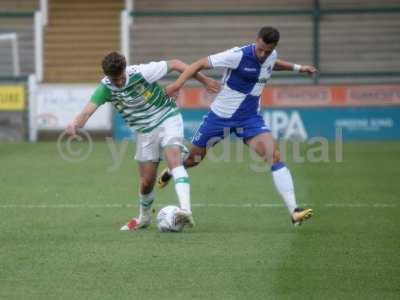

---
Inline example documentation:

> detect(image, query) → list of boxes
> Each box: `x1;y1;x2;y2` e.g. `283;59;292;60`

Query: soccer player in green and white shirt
66;52;219;231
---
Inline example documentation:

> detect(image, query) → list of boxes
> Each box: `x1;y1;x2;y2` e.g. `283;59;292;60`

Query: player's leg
121;130;160;231
246;132;312;225
240;116;313;225
184;145;207;168
120;161;159;231
163;145;194;227
163;145;191;213
157;144;207;188
157;111;224;188
137;161;158;221
161;114;194;226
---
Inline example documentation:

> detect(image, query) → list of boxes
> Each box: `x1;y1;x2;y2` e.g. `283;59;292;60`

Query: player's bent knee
185;155;202;168
184;147;206;168
272;149;281;164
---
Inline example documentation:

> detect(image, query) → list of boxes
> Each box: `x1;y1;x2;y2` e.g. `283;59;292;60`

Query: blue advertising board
113;107;400;141
262;107;400;140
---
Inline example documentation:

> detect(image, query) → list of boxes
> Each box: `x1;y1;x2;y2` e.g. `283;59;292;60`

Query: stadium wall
113;84;400;141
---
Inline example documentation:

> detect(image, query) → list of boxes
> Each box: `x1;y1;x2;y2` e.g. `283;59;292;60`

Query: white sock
171;166;191;213
139;191;154;219
271;162;297;214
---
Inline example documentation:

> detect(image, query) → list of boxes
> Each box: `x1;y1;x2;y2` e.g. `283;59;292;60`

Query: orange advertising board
176;84;400;108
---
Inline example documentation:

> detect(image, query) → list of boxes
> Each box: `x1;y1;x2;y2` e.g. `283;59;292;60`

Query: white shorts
134;113;184;162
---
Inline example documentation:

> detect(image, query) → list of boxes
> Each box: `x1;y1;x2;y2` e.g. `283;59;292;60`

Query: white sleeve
208;47;242;69
136;61;168;83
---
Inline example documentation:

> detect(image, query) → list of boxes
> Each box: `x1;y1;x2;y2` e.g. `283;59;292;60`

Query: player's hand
165;83;181;98
300;65;318;76
204;78;220;94
66;122;78;138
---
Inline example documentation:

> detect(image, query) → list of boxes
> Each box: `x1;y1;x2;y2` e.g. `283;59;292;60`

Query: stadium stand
0;0;399;83
320;14;400;73
133;0;312;11
44;0;123;83
0;0;37;11
320;0;400;8
130;0;400;84
131;0;313;68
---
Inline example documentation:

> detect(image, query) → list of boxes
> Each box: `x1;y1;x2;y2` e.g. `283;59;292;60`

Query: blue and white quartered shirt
208;44;277;120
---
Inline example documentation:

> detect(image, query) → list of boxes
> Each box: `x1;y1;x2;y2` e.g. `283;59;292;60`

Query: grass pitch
0;141;399;299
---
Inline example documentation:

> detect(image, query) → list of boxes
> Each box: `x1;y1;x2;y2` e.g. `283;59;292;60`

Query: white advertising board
35;84;111;130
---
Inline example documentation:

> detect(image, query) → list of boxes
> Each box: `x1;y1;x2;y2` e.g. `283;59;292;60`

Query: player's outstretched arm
66;102;98;137
168;59;219;94
274;59;317;76
166;57;211;96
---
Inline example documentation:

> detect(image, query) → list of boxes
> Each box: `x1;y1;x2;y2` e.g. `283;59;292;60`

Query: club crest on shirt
134;84;145;94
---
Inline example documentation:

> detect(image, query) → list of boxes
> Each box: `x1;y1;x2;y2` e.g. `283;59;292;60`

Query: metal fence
0;12;35;81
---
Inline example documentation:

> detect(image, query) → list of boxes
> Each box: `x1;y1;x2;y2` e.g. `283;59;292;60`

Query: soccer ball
156;205;184;232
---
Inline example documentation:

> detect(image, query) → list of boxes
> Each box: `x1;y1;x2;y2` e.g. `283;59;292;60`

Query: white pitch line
0;203;396;208
325;203;397;208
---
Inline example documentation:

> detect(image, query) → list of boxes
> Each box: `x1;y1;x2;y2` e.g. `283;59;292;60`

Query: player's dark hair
258;27;280;44
102;51;126;76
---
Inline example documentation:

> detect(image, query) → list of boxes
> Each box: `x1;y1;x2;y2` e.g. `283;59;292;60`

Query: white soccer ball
156;205;184;232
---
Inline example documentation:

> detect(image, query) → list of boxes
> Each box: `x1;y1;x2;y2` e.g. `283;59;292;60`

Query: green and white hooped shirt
90;61;179;133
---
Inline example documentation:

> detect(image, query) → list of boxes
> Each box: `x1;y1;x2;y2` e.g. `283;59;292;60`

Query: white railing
28;74;38;142
34;0;48;82
120;10;131;64
30;0;48;140
125;0;133;12
121;0;134;64
40;0;48;26
34;11;43;82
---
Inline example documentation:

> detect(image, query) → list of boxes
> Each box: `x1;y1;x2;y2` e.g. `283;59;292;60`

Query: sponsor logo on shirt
244;67;257;72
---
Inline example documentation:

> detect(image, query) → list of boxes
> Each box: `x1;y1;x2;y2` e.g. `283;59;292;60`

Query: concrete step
45;48;116;57
46;18;120;30
50;2;123;9
46;39;116;45
46;34;118;40
44;69;102;76
45;59;106;68
44;0;123;82
50;11;121;19
45;46;119;53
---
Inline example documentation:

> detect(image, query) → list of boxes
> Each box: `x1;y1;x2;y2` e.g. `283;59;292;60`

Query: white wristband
293;64;302;73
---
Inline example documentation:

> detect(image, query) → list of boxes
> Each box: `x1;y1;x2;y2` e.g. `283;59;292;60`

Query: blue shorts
192;111;271;148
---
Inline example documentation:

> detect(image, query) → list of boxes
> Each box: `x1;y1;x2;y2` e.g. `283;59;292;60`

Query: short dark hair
102;51;126;77
258;27;280;44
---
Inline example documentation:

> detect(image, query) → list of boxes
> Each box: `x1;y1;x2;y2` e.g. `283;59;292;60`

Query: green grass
0;141;399;299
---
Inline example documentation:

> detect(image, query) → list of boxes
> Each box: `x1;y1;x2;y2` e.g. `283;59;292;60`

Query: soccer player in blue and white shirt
158;27;317;225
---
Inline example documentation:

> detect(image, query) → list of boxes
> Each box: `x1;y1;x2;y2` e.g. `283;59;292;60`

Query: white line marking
0;203;396;209
325;203;397;208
